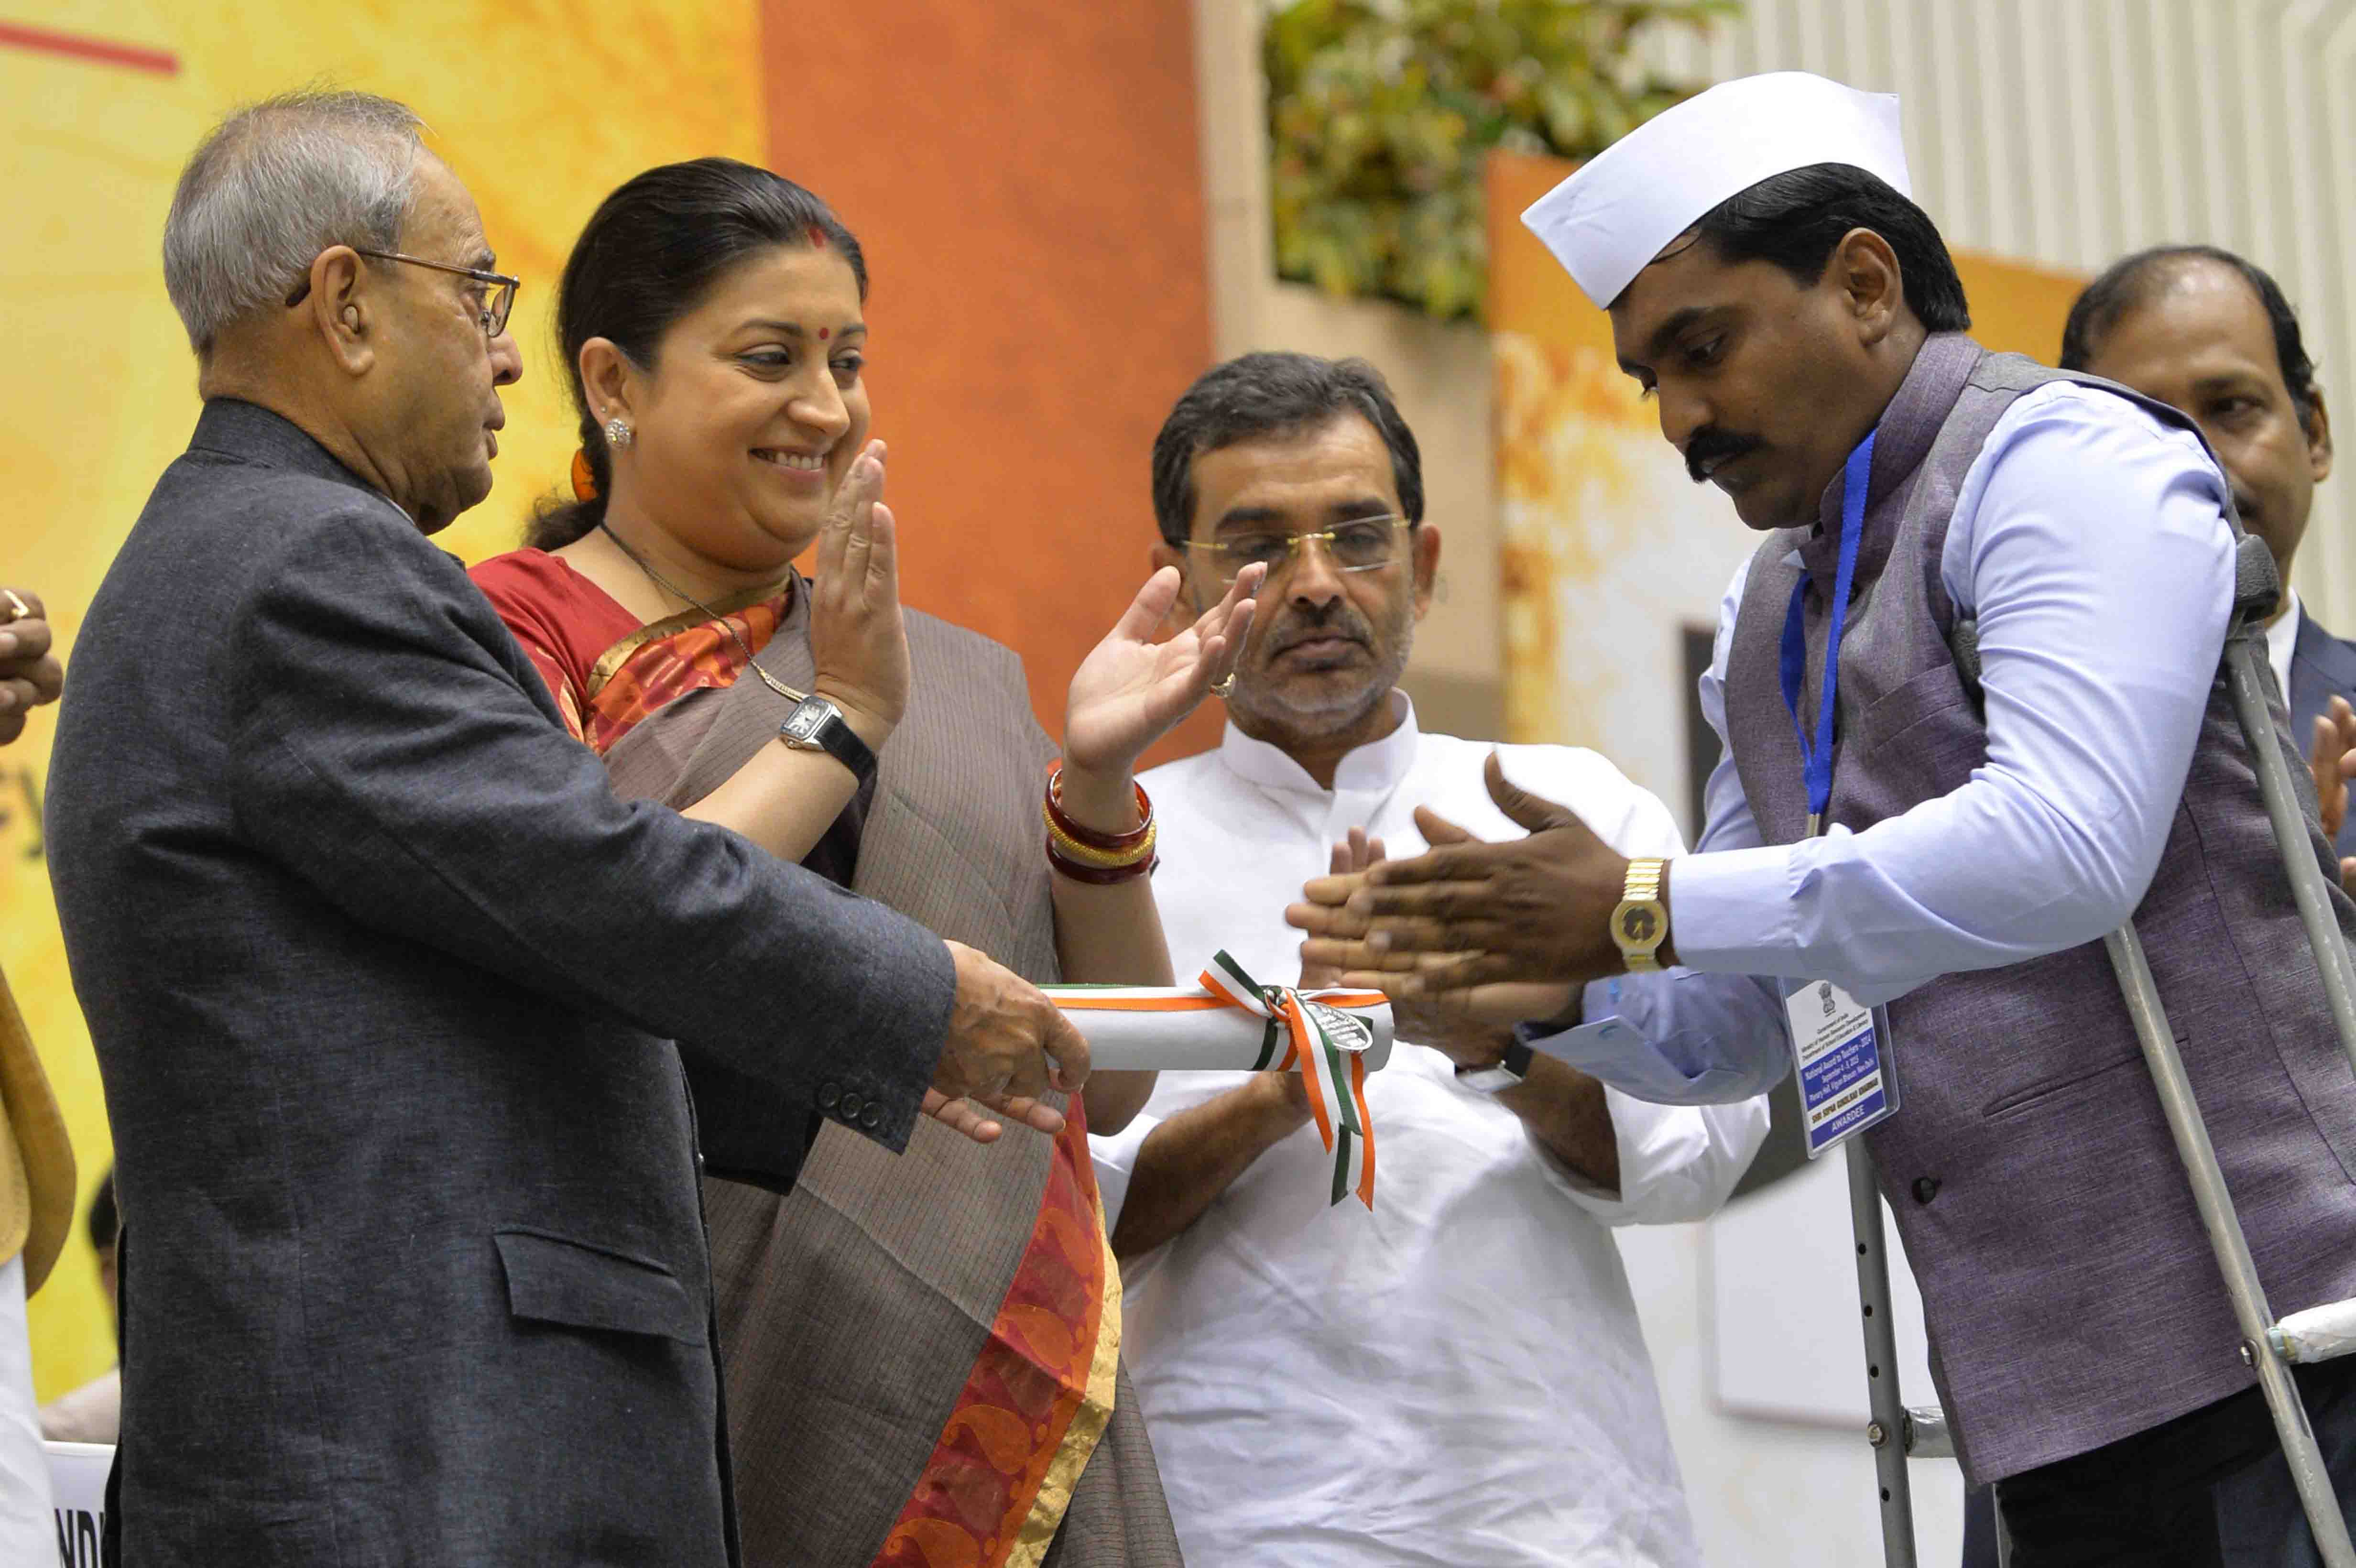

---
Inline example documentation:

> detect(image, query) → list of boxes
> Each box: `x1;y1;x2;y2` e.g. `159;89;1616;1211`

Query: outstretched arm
228;504;1083;1151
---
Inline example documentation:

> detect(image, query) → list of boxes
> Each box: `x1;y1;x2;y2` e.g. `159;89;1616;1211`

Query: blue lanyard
1778;430;1878;837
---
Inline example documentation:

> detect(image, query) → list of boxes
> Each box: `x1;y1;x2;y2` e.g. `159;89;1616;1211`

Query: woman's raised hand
808;439;911;743
1060;564;1265;785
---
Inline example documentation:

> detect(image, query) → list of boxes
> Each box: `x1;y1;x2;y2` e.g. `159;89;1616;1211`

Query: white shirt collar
1216;689;1420;796
2269;588;2303;704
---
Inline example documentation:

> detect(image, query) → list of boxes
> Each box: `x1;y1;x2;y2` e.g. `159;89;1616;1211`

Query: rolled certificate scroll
1047;951;1392;1208
1042;983;1394;1072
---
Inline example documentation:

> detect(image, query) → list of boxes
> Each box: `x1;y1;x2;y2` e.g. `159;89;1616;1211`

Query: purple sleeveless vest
1723;333;2356;1482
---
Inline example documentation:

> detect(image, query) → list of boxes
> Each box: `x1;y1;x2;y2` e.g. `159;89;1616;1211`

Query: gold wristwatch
1611;857;1670;973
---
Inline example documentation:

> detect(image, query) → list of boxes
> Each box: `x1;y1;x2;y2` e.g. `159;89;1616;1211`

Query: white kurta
1094;698;1769;1567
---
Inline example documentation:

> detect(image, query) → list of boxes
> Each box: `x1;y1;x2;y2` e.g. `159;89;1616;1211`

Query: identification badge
1783;979;1899;1157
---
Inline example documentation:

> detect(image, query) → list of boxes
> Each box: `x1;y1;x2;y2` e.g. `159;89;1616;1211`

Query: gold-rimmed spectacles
1184;516;1415;586
284;249;520;338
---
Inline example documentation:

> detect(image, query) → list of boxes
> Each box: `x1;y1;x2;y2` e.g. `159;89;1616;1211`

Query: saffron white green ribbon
1046;952;1387;1209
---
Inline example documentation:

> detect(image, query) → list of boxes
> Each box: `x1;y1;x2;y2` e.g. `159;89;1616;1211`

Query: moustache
1685;427;1764;485
1262;604;1375;657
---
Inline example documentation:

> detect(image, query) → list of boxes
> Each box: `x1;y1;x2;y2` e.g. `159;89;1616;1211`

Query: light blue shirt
1533;969;1789;1104
1530;381;2236;1103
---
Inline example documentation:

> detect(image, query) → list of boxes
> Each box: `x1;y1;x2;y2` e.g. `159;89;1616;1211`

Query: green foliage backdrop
1265;0;1732;322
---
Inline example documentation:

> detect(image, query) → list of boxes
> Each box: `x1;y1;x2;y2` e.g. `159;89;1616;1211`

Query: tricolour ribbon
1045;954;1387;1208
1199;952;1382;1209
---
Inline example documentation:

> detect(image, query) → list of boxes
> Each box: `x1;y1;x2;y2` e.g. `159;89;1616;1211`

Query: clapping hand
1060;564;1264;786
0;588;61;748
2311;695;2356;889
807;441;910;744
1296;828;1385;989
1287;753;1630;1004
1294;815;1579;1036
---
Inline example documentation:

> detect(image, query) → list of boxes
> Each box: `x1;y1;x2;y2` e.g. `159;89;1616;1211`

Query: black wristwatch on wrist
1455;1039;1535;1095
779;694;877;786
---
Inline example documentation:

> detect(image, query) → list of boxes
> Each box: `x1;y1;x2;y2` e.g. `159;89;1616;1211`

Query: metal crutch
1852;534;2356;1567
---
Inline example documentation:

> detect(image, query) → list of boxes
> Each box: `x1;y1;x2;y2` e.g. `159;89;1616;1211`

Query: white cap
1520;72;1911;308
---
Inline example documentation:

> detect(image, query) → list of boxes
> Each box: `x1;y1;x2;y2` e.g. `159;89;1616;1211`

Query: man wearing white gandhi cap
1295;71;2356;1561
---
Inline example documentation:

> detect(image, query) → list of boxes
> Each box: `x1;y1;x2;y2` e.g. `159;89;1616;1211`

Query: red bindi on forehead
817;327;830;340
806;224;828;249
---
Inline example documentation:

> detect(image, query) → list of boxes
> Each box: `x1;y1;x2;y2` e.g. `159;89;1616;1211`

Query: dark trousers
1992;1360;2356;1567
1963;1484;2000;1568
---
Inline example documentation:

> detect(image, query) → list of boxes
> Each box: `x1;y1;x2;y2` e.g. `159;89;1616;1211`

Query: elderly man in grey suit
45;91;1089;1567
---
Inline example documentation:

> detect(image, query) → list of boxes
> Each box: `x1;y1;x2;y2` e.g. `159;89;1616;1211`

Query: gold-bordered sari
472;552;1176;1568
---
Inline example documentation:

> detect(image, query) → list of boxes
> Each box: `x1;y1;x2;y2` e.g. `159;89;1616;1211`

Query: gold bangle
1045;763;1154;851
1043;803;1157;868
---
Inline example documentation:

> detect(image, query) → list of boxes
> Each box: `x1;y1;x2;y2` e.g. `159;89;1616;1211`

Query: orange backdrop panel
758;0;1219;763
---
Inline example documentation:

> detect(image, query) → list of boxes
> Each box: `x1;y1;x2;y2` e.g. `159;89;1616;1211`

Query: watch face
1620;905;1660;944
783;704;829;742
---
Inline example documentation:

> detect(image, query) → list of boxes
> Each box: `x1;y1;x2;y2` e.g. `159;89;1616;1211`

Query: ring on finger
1211;673;1237;699
0;590;26;621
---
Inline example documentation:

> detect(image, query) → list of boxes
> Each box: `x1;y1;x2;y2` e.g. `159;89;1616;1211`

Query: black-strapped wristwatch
779;694;877;786
1455;1039;1535;1095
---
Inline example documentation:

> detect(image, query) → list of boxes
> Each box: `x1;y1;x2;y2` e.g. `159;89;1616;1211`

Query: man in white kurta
1094;352;1771;1566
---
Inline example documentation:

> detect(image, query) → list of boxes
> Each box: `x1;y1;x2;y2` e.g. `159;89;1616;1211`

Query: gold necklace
597;521;807;706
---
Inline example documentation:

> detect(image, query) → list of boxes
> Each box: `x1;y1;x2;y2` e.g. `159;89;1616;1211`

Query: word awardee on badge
1784;979;1898;1157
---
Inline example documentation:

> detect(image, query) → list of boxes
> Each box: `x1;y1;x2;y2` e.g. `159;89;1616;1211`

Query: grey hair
163;90;425;357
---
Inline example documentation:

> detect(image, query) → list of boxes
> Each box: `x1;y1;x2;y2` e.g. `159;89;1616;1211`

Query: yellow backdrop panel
1485;149;2085;819
4;0;763;1400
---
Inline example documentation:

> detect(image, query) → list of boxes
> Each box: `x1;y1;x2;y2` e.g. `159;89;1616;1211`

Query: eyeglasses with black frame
1184;516;1417;586
283;249;520;338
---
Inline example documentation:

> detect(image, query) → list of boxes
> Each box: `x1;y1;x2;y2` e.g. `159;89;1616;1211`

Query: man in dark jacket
2062;244;2355;878
46;89;1086;1567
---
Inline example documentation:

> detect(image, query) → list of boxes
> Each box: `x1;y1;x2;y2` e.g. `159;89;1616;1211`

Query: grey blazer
45;400;957;1567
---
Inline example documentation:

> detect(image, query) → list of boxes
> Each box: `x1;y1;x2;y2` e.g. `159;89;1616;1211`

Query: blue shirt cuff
1668;844;1799;976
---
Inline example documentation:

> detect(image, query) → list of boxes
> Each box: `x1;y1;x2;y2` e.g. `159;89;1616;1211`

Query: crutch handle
2234;532;2282;624
1898;1404;1954;1459
2271;1300;2356;1365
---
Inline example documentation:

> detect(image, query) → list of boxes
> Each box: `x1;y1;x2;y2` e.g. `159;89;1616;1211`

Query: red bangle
1046;838;1158;883
1046;762;1152;851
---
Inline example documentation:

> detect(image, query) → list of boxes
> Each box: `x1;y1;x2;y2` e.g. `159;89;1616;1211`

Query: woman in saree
470;158;1256;1568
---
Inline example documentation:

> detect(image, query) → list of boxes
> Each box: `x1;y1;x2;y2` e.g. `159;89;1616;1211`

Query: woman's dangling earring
605;416;633;449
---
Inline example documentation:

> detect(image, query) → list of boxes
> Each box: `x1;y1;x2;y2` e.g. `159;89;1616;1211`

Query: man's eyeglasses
284;249;520;338
1184;516;1416;585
